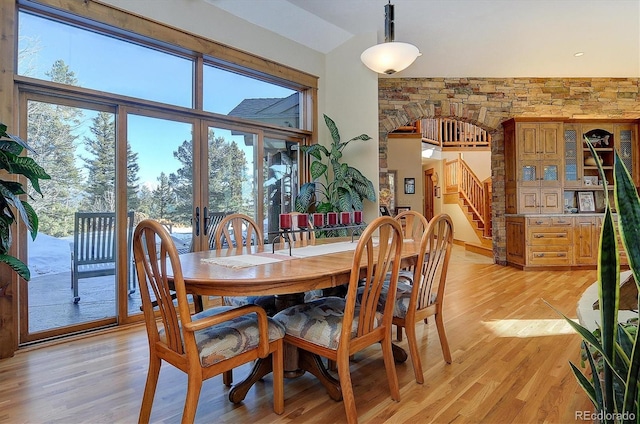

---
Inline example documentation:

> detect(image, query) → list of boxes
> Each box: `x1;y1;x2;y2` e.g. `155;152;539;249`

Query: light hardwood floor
0;246;595;423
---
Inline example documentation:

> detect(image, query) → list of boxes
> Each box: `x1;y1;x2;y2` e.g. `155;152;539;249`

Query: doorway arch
378;101;505;264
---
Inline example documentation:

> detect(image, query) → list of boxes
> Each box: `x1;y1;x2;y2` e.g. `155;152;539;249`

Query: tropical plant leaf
301;143;329;161
9;156;51;195
614;151;640;284
545;300;623;382
294;183;316;213
22;200;38;240
609;151;640;417
570;360;598;408
0;139;24;155
295;115;375;213
324;114;340;146
346;134;373;143
309;160;328;181
0;183;33;234
0;253;30;281
336;187;353;212
584;341;606;413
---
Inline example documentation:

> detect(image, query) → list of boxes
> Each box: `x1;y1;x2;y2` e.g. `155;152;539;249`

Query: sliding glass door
20;97;122;342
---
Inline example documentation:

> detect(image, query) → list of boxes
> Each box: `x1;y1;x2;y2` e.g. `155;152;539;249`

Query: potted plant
548;140;639;423
294;114;376;215
0;122;50;285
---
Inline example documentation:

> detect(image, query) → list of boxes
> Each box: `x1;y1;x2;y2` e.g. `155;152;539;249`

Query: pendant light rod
385;1;394;43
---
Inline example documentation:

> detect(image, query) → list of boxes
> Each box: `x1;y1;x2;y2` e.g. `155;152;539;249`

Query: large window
18;11;194;107
14;0;315;342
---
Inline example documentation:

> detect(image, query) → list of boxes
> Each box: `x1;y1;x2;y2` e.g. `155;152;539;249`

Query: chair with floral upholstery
274;216;403;424
133;219;284;423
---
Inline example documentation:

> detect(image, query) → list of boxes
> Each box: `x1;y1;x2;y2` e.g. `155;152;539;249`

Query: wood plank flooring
0;247;595;423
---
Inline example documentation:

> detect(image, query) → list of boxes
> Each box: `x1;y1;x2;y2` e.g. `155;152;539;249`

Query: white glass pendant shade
360;41;421;75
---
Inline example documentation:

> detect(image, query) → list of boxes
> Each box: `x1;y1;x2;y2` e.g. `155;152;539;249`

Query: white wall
388;136;423;213
102;0;381;222
324;33;380;221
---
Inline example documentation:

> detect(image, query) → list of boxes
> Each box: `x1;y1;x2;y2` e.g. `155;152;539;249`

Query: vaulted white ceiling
204;0;640;78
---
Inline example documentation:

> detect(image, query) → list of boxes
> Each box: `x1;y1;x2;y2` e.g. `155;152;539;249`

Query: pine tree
152;172;174;219
82;111;116;211
81;112;141;212
26;60;83;236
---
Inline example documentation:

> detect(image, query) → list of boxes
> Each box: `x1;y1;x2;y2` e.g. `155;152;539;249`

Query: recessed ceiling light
574;52;584;57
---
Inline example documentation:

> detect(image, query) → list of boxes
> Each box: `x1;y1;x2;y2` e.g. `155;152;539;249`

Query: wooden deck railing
444;154;492;236
422;118;490;149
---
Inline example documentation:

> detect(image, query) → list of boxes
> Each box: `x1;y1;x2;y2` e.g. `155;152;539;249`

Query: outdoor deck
28;271;141;333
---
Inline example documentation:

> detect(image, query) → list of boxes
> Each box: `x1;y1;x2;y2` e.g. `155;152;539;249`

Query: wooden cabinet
504;119;563;214
505;118;640;269
563;122;637;190
526;216;572;266
505;214;631;269
573;216;599;265
505;216;525;266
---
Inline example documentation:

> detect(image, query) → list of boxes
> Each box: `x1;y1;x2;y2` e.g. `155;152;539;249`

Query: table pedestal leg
298;350;342;401
392;343;408;363
229;357;273;404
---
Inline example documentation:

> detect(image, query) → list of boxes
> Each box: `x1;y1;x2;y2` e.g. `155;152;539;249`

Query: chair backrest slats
134;219;186;354
414;214;453;311
342;217;403;347
205;211;233;250
394;210;429;241
213;213;263;252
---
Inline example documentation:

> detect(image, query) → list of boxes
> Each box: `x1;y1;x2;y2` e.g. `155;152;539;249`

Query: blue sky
19;11;293;187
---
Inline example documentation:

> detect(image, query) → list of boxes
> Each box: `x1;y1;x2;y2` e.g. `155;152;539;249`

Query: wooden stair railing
422;118;491;149
444;155;492;238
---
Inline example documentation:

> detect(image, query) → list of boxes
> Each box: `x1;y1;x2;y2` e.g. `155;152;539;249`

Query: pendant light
360;1;421;75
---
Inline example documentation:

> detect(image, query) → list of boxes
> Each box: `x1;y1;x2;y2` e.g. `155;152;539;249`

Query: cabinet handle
557;253;566;257
535;253;544;257
534;234;543;238
556;234;565;238
535;220;543;224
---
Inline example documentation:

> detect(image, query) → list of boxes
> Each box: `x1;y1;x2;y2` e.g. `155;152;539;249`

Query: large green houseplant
548;140;639;423
0;123;50;284
295;114;376;214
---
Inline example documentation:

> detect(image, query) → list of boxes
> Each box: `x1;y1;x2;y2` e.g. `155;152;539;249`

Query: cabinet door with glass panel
517;123;562;188
615;123;636;184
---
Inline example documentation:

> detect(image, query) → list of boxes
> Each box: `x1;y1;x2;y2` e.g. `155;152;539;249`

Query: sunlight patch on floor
482;318;578;338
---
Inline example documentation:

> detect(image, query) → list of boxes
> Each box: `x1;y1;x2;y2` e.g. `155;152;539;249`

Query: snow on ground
27;229;194;277
28;233;73;276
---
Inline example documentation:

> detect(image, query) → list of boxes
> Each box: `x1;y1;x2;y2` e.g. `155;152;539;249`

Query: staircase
444;154;492;257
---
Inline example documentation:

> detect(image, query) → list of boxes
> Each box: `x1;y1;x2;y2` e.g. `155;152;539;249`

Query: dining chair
388;213;454;383
213;213;277;315
133;219;284;423
392;210;429;340
274;216;403;424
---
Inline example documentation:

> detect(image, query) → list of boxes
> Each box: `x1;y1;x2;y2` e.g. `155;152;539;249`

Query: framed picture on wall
577;191;596;213
404;178;415;194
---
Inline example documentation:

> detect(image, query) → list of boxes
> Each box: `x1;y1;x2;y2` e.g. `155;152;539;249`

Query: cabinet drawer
528;246;572;266
528;227;571;245
527;216;572;227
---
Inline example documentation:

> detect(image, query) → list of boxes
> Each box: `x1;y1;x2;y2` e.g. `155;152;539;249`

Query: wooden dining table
174;237;422;403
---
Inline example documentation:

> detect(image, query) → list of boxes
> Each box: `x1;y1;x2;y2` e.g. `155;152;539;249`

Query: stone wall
378;77;640;264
